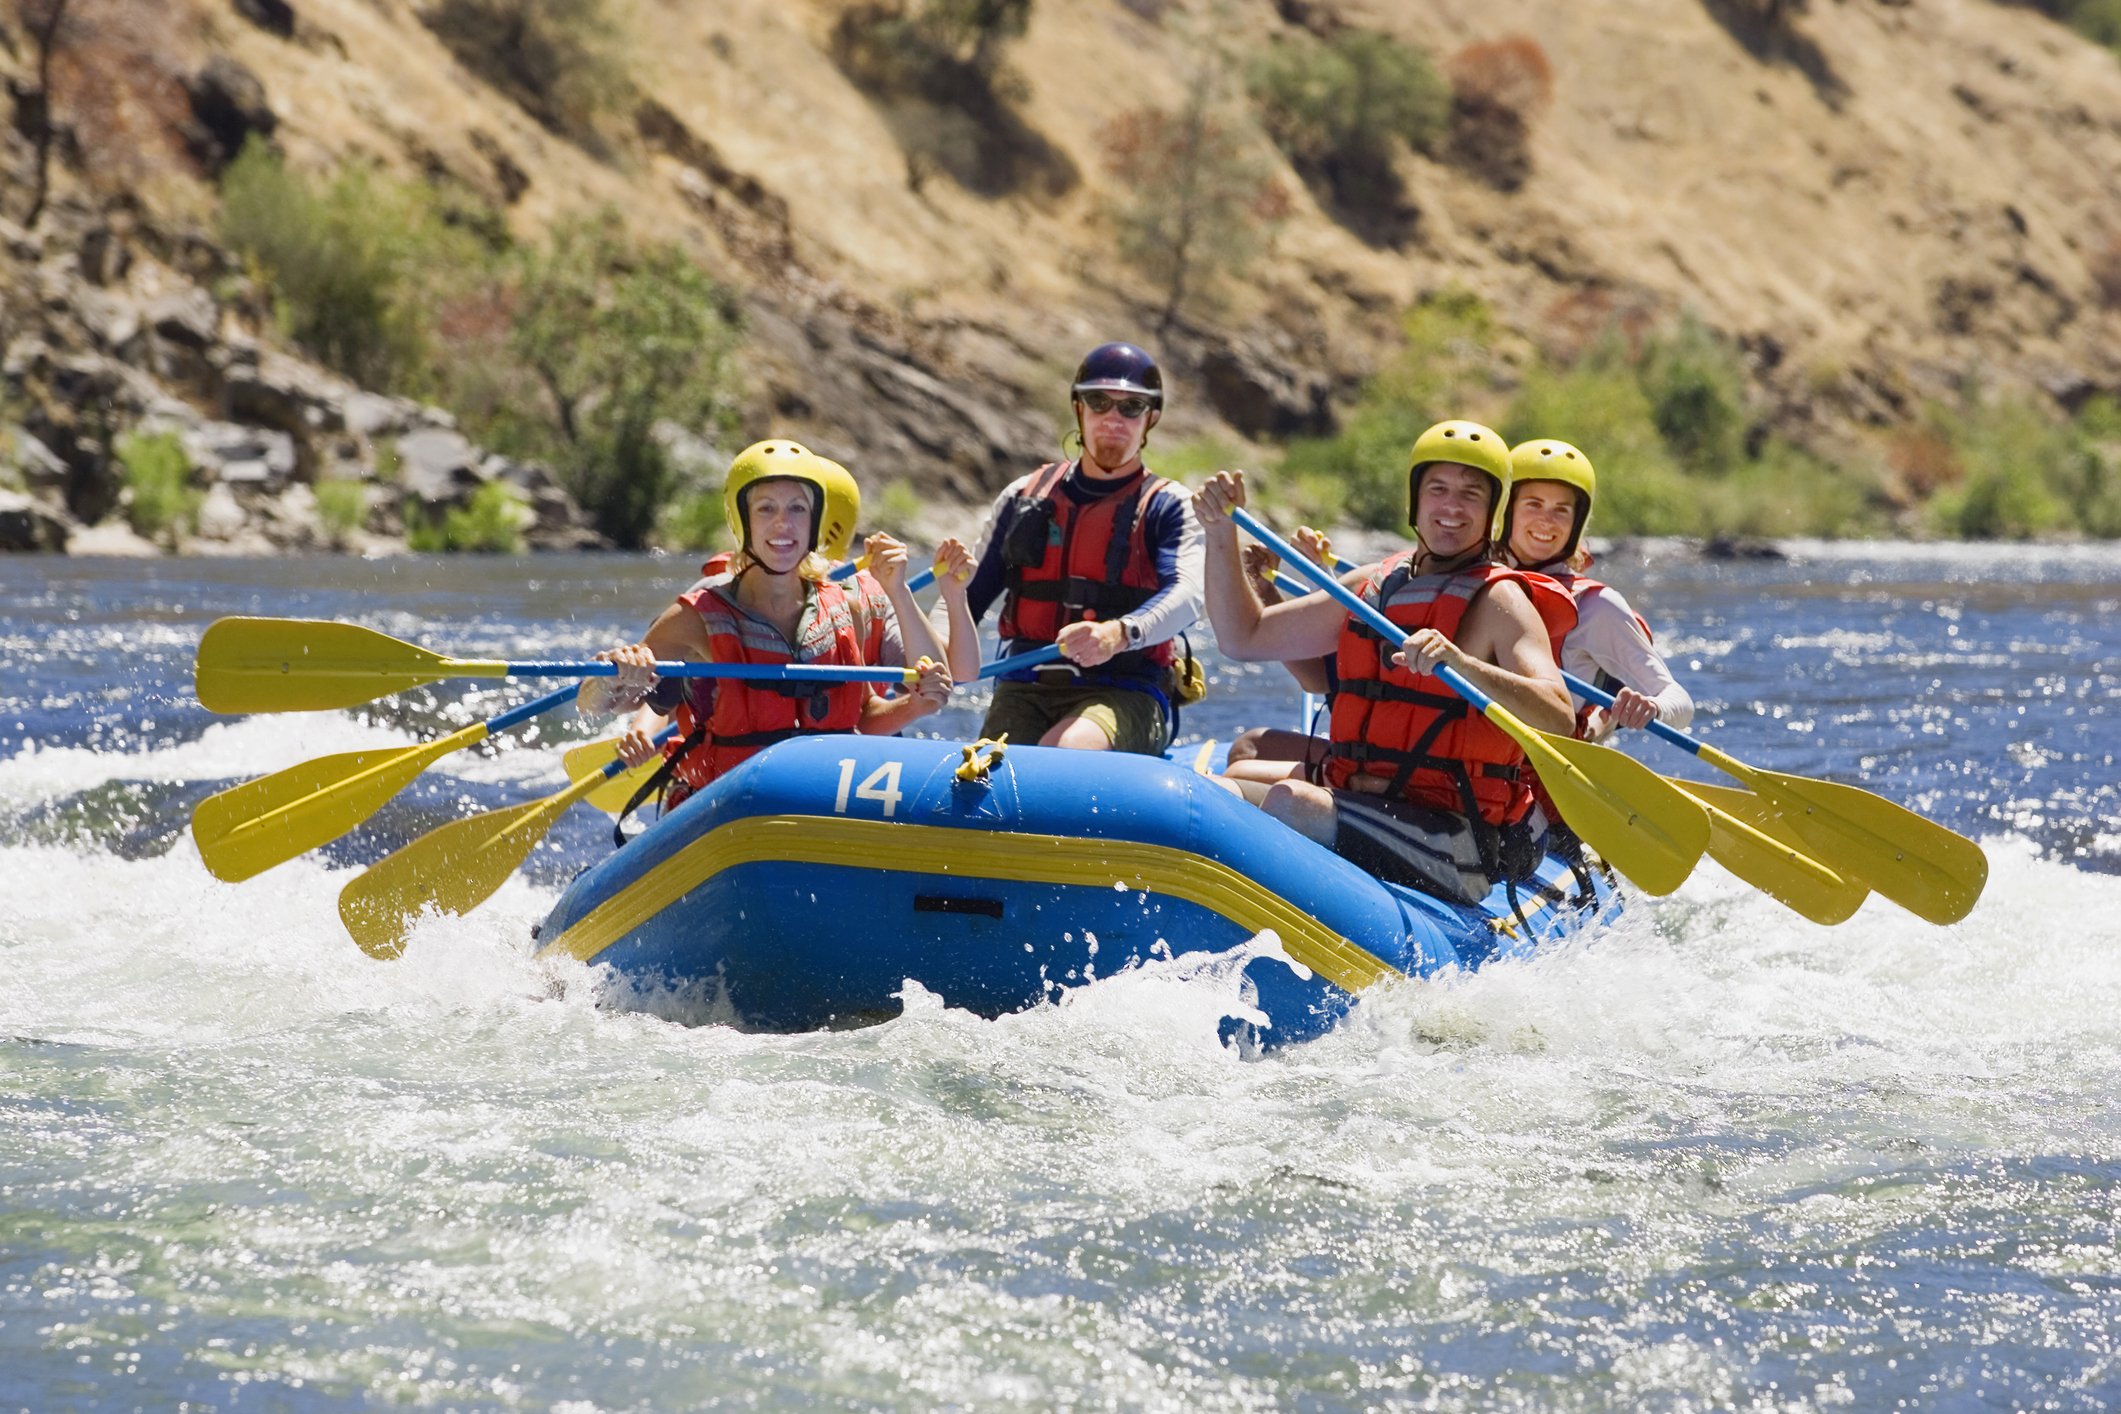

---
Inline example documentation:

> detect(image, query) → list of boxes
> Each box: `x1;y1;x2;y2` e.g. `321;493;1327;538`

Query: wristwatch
1122;617;1144;647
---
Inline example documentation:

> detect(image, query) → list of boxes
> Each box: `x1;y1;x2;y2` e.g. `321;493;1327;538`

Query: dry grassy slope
200;0;2121;500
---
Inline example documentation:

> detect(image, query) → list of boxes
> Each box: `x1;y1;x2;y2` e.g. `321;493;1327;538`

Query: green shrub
1149;435;1244;482
405;481;525;553
871;479;925;539
1249;28;1448;240
116;432;200;542
1100;81;1290;333
1274;287;1504;530
1638;312;1747;476
2034;0;2121;50
1501;345;1700;536
1925;394;2080;539
313;478;367;544
220;140;447;389
1279;402;1430;530
657;492;727;554
1699;439;1878;539
418;0;631;148
498;214;740;548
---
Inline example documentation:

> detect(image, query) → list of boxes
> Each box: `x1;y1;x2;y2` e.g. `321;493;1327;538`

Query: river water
1;543;2117;1412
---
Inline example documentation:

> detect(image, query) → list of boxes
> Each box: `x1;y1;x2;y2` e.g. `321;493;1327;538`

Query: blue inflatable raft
532;735;1618;1046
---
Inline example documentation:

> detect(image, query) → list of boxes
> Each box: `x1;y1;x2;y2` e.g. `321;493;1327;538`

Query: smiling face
742;478;817;574
1508;479;1580;566
1413;461;1496;558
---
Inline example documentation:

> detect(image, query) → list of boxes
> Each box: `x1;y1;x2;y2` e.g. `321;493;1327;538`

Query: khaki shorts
980;678;1171;755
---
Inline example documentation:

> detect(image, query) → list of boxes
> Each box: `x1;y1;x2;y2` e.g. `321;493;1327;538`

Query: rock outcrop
0;203;605;555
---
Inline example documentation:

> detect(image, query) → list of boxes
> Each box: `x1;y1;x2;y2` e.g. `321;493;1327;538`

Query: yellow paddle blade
195;617;504;714
192;725;486;882
1664;778;1868;926
562;738;664;814
1694;749;1988;925
1512;722;1709;896
338;771;602;959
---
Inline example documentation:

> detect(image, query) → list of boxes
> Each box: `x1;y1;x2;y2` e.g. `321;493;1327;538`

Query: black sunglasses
1080;391;1152;419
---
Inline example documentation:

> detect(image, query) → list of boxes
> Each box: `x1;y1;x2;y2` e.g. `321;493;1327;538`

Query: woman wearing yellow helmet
1499;439;1692;741
579;440;951;812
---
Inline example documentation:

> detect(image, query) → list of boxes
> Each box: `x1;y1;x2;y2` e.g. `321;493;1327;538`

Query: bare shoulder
646;599;713;659
1462;577;1550;660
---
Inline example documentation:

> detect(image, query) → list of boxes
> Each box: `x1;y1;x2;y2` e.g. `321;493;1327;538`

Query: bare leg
1041;716;1114;751
1228;726;1324;765
1223;758;1307;785
1262;778;1337;845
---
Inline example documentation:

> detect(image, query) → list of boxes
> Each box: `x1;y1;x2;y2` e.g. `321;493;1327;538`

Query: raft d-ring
956;735;1009;783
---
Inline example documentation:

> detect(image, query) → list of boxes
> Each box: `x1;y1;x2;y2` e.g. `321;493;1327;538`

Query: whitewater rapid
3;547;2117;1410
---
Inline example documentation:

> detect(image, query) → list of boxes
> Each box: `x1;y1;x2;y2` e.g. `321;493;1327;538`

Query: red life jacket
995;460;1176;673
699;551;734;578
1319;555;1577;826
663;573;887;795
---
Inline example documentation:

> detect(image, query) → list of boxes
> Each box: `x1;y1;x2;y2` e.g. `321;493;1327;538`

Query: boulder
1199;339;1335;440
184;56;277;175
342;389;434;439
222;346;352;436
194;484;249;541
181;420;298;489
0;489;72;552
75;287;143;351
145;286;219;349
395;427;483;506
232;0;296;38
3;424;72;496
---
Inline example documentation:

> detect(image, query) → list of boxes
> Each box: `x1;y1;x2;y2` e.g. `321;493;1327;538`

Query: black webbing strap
614;723;705;849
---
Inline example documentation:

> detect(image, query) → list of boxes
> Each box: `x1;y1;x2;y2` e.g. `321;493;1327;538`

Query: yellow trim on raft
540;814;1400;994
1190;740;1219;775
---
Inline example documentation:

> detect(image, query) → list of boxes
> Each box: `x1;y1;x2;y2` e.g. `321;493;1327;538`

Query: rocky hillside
4;0;2121;553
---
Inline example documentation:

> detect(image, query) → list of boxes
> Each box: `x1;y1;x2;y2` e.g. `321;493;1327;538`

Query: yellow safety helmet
723;439;828;555
1406;420;1511;541
1501;439;1596;565
811;457;862;564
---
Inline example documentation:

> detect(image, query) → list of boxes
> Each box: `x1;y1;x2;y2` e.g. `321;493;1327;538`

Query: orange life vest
1320;555;1577;826
995;460;1176;674
663;573;887;795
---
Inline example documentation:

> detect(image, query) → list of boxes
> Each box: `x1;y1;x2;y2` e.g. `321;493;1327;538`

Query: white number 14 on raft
834;759;904;817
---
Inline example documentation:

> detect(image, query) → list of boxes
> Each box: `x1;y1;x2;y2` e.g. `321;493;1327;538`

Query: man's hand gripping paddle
1233;508;1708;896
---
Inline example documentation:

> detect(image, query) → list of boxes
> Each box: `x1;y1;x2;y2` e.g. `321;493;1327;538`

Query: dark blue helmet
1071;342;1164;409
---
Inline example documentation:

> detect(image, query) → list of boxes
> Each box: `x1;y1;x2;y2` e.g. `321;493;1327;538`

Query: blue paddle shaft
486;683;582;735
506;661;911;684
1559;670;1701;757
598;724;680;780
974;642;1065;680
1231;508;1498;713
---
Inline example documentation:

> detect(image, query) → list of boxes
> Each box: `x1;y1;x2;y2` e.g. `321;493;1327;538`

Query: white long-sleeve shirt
1565;585;1693;737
